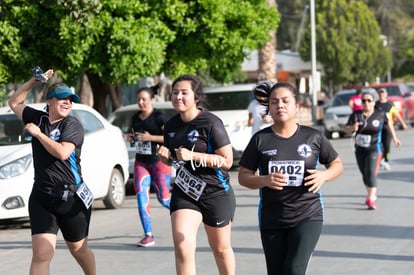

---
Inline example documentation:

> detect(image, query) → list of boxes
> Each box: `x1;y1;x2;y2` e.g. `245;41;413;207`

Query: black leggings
260;220;323;275
381;128;391;162
355;150;381;188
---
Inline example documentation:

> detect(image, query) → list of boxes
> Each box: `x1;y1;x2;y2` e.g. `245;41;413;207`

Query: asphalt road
1;127;414;275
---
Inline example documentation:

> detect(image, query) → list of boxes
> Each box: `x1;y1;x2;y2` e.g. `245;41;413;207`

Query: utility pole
310;0;318;125
294;5;309;53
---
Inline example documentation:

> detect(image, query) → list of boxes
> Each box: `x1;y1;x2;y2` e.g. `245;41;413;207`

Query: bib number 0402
268;160;305;187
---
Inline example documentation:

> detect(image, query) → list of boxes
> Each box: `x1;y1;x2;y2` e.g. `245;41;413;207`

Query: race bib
355;134;371;148
268;160;305;187
76;182;94;209
136;140;152;155
174;166;207;201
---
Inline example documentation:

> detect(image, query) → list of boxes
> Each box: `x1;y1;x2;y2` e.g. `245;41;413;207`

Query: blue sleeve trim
69;151;82;185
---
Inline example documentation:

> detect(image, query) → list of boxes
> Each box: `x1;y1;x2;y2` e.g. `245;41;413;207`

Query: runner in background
375;88;407;170
346;90;401;209
128;87;171;247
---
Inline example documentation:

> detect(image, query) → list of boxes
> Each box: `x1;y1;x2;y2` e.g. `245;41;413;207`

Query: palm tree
258;0;277;82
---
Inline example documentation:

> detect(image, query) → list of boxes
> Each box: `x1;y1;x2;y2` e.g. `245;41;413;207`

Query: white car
203;83;256;164
110;83;256;171
0;103;129;222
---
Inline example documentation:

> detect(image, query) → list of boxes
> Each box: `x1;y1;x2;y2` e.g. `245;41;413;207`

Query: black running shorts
170;186;236;227
29;191;91;242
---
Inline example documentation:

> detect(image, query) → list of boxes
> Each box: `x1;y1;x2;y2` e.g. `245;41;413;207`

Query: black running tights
260;220;323;275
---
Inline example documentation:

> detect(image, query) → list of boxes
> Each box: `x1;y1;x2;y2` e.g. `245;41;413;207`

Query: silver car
323;88;376;138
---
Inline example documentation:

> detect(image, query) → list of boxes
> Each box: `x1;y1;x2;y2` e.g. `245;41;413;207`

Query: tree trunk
258;0;277;82
84;73;123;116
86;73;111;117
107;83;122;111
115;84;122;107
78;74;94;107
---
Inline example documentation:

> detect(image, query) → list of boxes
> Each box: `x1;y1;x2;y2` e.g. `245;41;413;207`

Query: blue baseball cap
46;85;80;103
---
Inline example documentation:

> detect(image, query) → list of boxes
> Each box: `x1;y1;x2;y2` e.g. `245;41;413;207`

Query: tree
300;0;392;93
258;0;278;82
276;0;307;51
366;0;414;80
0;0;279;115
400;26;414;81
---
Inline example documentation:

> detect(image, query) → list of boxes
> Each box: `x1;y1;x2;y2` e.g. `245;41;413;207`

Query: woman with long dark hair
238;81;343;275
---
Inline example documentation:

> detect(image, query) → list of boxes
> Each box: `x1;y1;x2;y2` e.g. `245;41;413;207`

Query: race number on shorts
76;182;94;209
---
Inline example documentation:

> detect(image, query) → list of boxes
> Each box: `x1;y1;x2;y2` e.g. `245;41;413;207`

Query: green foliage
366;0;414;77
155;0;280;82
300;0;392;88
276;0;308;51
398;28;414;79
59;7;174;85
402;29;414;58
0;21;21;82
0;0;280;88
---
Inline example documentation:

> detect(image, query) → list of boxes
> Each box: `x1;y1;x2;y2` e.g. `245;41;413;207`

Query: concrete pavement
1;127;414;274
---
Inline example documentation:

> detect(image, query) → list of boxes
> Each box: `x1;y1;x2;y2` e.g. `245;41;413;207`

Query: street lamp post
310;0;318;125
380;34;392;83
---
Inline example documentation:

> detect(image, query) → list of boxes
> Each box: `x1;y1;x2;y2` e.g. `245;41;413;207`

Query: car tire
103;168;125;209
323;128;332;139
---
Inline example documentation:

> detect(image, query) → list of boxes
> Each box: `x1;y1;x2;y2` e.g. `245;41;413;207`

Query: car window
156;108;177;121
109;110;136;133
109;108;177;134
385;86;400;97
332;93;353;107
0;115;30;145
204;91;253;111
71;110;104;134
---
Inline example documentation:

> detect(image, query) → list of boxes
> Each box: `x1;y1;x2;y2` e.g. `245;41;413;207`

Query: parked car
368;82;414;127
107;101;177;182
323;88;377;139
0;103;129;222
407;82;414;91
203;83;256;164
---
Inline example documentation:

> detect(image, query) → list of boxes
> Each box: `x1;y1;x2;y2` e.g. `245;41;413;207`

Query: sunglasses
362;99;373;103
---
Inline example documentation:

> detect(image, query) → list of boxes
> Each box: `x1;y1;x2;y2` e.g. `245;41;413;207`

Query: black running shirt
23;106;84;197
375;101;394;131
346;110;387;152
164;110;231;197
375;101;393;113
130;109;166;163
239;125;339;229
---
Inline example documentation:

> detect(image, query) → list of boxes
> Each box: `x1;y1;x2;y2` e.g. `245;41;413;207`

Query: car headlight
0;155;32;179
